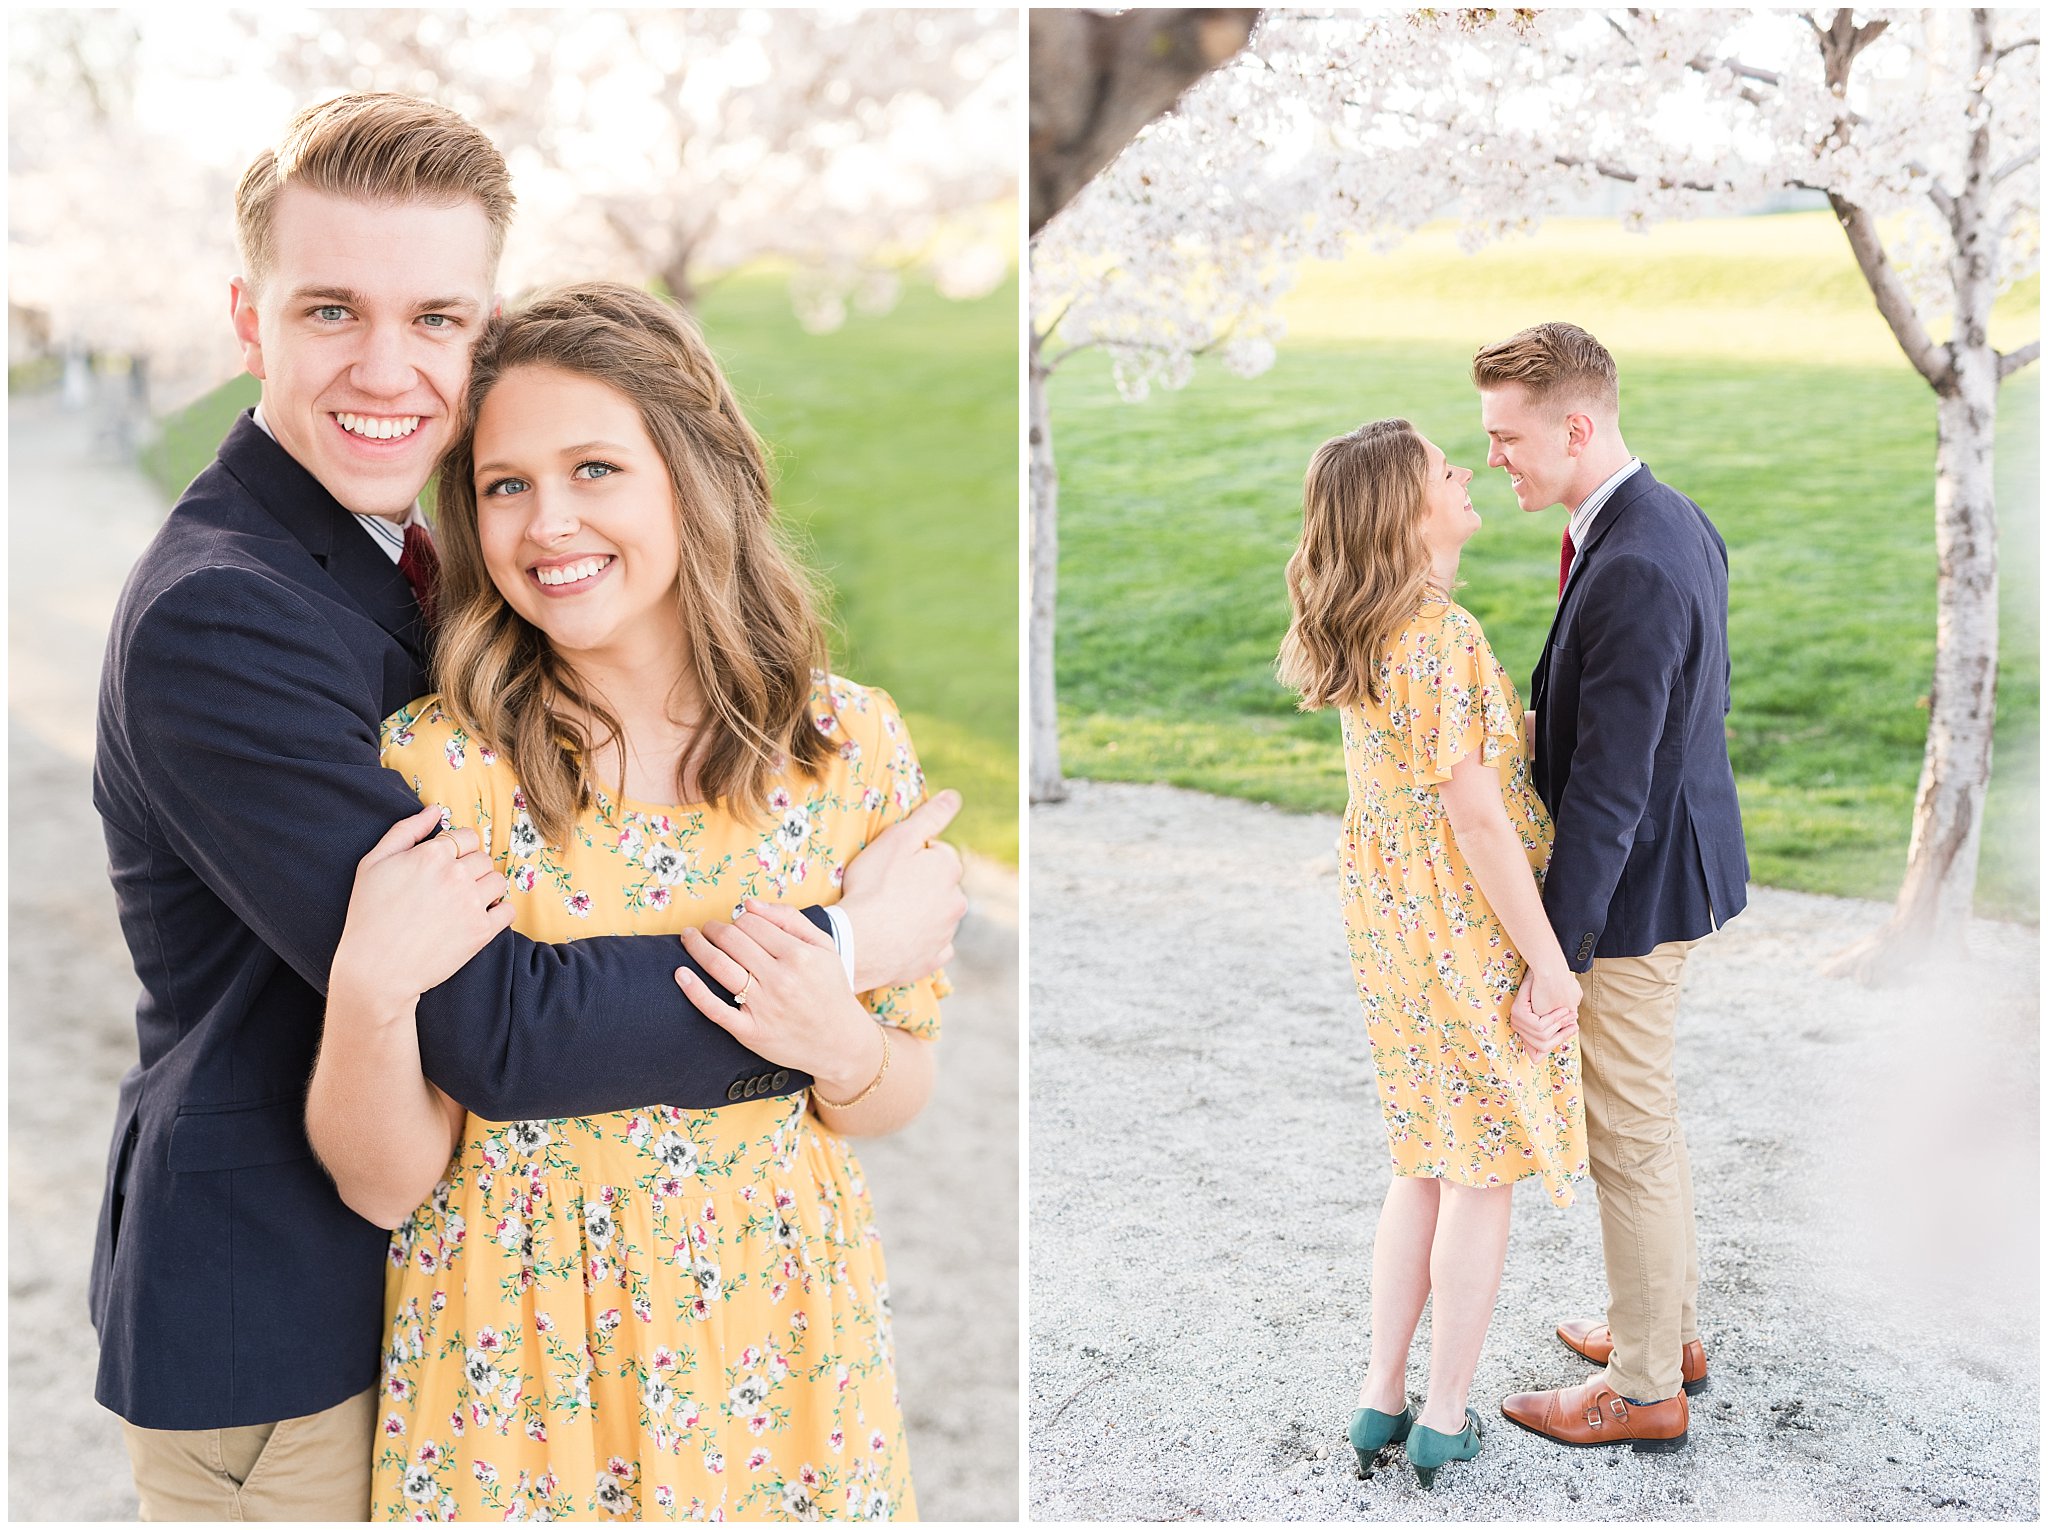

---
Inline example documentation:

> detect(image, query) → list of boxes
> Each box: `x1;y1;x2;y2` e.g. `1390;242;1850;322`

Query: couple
91;94;963;1521
1280;324;1749;1486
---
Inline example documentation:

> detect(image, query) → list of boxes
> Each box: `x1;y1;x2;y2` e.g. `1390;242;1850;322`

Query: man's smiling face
1479;381;1579;513
231;185;495;517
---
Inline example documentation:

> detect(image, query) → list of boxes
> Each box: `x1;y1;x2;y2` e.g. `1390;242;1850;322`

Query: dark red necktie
398;522;441;631
1558;526;1577;597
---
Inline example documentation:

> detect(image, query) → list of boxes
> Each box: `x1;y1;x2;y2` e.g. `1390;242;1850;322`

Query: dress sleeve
1389;606;1519;786
377;695;500;854
838;682;948;1041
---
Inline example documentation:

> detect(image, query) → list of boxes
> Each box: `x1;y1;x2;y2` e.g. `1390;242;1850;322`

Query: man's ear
1564;411;1595;456
490;293;504;319
229;277;267;381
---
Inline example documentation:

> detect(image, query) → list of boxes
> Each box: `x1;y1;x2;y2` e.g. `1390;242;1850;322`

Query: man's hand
1511;965;1579;1061
840;789;966;991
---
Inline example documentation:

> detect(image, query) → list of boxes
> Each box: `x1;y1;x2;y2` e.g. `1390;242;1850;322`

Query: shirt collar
1568;457;1642;549
250;402;425;564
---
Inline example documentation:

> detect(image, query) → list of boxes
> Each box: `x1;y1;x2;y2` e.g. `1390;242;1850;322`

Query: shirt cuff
821;904;857;986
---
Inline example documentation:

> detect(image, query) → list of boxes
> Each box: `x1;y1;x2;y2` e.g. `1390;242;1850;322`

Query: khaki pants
1578;938;1702;1403
120;1385;375;1522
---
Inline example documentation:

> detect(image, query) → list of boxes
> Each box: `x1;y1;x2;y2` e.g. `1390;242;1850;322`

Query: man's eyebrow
287;284;368;307
283;285;482;317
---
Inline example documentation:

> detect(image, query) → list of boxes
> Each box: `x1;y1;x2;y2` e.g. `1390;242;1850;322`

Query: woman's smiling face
471;364;686;664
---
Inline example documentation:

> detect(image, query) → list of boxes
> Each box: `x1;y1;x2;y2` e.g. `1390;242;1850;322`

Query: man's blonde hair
235;93;515;295
1471;322;1619;417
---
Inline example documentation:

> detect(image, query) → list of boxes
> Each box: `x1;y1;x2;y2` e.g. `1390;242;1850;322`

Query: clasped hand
331;803;513;1014
1510;963;1581;1062
676;901;881;1101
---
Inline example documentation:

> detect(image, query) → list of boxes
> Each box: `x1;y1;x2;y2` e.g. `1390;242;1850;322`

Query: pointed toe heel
1348;1405;1412;1479
1404;1407;1482;1490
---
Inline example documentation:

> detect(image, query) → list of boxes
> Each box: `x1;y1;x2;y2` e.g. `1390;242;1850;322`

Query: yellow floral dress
369;675;943;1522
1337;601;1585;1207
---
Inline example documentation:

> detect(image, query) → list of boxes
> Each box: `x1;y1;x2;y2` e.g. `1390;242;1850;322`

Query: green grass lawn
140;274;1019;863
1048;215;2039;918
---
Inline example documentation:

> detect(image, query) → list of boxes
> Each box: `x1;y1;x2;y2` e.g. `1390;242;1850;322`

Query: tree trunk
1028;8;1260;235
1824;364;2003;981
1823;10;2008;983
1028;322;1068;803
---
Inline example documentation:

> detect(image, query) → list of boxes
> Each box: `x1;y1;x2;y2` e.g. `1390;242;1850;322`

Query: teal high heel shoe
1404;1407;1482;1490
1347;1405;1413;1479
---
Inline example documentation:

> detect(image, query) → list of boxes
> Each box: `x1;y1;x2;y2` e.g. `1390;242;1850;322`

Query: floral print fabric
369;675;943;1521
1337;601;1586;1208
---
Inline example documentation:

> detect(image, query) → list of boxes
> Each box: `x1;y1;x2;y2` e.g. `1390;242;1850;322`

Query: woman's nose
524;486;579;543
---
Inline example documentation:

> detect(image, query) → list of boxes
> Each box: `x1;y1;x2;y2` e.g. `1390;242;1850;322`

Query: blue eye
573;461;618;480
313;306;348;322
420;314;454;329
482;477;529;497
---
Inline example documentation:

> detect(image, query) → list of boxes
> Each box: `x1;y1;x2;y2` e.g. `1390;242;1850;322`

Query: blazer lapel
215;412;428;663
1530;465;1661;707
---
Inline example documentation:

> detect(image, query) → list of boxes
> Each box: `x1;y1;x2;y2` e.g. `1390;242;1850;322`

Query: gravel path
1029;778;2038;1522
7;388;1019;1521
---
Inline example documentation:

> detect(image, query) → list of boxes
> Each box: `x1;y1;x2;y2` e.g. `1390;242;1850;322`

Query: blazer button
1576;935;1595;962
726;1080;745;1104
771;1070;789;1090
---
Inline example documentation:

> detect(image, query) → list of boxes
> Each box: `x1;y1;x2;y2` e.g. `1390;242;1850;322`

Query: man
1472;323;1748;1453
91;94;965;1519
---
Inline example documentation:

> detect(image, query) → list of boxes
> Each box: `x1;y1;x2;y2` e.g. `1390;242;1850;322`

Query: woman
308;282;943;1521
1277;418;1586;1489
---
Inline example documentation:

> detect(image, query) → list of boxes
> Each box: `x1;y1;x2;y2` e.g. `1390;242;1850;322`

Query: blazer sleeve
124;565;805;1118
1541;552;1687;970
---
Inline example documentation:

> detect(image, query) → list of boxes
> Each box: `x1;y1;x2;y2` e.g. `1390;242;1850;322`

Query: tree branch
1994;37;2039;63
1999;340;2040;379
1553;154;1729;196
1829;190;1954;391
1917;172;1958;225
1685;50;1783;89
1992;146;2039;186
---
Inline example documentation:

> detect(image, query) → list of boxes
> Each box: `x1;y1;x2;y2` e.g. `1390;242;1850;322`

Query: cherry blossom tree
1031;8;2039;975
9;8;1017;409
1026;8;1258;802
249;8;1017;324
8;11;246;408
1029;8;1258;236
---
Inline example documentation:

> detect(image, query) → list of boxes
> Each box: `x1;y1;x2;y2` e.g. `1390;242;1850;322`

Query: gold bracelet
813;1027;891;1110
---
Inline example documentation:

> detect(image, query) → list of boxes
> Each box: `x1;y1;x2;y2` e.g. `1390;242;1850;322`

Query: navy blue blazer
1530;464;1749;970
91;414;816;1429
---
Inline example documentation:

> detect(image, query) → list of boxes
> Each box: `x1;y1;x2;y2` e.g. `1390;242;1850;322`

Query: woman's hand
1511;964;1581;1061
329;803;513;1019
838;790;967;991
676;899;884;1100
1528;962;1582;1020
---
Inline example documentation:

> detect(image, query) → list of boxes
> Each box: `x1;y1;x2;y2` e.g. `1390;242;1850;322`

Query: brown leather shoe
1500;1377;1689;1452
1556;1320;1710;1396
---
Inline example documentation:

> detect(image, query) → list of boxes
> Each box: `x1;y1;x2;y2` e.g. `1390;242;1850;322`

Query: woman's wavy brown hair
1277;417;1443;710
431;281;831;844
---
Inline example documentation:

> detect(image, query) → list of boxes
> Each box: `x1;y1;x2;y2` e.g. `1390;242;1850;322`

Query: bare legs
1357;1177;1438;1412
1356;1176;1515;1432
